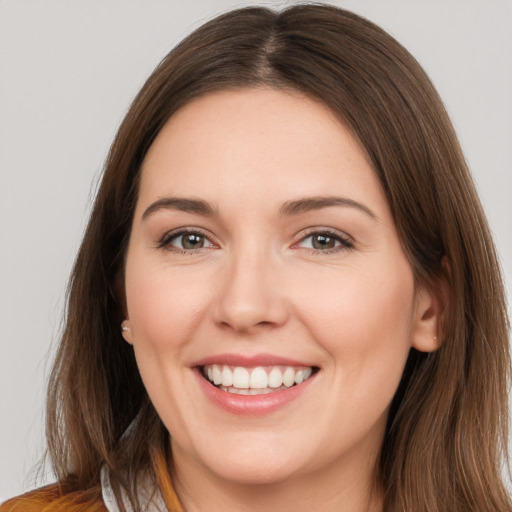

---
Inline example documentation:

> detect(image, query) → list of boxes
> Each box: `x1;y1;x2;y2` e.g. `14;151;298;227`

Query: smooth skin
121;88;441;512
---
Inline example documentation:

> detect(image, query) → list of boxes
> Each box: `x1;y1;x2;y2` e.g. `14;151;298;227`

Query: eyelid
292;227;354;252
156;227;218;251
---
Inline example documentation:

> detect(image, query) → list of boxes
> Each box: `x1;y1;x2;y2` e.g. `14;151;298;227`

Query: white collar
101;465;168;512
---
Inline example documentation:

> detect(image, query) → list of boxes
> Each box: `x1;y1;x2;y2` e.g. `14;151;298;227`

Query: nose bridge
214;239;288;332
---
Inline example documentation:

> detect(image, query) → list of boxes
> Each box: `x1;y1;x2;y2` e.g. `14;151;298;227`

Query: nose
213;247;289;334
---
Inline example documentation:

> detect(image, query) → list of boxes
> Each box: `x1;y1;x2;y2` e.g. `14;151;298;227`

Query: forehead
137;88;388;217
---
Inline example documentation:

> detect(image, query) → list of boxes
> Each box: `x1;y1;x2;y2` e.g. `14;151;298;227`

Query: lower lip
194;369;315;415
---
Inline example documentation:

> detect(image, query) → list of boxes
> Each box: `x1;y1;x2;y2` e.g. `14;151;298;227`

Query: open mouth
201;364;318;395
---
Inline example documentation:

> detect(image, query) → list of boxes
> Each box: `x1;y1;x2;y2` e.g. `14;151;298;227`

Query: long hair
45;4;511;510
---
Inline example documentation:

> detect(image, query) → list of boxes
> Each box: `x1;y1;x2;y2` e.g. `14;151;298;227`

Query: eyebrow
279;196;377;220
142;197;216;220
142;195;377;221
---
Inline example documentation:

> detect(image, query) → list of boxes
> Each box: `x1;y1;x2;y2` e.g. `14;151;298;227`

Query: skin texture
121;88;440;512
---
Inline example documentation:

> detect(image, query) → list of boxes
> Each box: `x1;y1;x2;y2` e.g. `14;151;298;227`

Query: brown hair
45;4;511;511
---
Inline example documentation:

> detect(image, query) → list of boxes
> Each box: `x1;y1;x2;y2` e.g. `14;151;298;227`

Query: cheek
295;260;415;374
123;255;213;435
124;257;211;355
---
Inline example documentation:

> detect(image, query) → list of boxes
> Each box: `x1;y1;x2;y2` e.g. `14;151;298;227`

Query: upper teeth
203;364;313;390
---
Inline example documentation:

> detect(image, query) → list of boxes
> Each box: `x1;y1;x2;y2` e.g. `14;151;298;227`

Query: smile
202;364;314;395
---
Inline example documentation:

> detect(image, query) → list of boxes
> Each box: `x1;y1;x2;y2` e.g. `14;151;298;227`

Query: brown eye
167;232;213;250
312;234;337;250
297;231;352;252
182;233;205;249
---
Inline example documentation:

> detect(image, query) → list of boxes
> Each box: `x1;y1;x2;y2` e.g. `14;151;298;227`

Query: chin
187;435;309;486
207;457;301;486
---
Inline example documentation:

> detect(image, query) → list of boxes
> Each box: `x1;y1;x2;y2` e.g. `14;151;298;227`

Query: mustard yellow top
1;452;185;512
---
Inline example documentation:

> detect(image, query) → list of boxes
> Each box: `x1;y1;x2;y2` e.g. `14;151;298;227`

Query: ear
121;320;133;345
410;283;445;353
114;270;132;344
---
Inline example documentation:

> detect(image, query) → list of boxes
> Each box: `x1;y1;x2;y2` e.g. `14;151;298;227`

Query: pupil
313;234;334;249
183;234;204;249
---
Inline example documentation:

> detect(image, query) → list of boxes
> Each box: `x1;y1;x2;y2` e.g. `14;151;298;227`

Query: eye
160;230;214;251
296;230;353;252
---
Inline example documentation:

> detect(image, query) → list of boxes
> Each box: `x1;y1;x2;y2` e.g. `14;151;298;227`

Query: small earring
120;322;133;345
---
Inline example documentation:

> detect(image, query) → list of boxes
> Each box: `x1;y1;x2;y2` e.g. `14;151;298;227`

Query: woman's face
123;88;438;487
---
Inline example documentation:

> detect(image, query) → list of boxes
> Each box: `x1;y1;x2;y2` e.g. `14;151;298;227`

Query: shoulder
1;483;108;512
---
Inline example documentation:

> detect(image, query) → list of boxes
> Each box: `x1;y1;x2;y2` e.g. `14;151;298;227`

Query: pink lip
193;367;317;416
191;353;314;368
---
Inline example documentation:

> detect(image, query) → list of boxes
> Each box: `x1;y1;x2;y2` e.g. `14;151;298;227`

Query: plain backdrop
1;0;511;501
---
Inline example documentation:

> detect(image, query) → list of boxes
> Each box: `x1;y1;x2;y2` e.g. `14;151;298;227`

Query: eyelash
157;229;215;254
157;228;354;255
295;229;354;254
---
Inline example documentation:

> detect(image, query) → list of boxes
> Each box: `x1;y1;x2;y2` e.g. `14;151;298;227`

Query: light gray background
1;0;511;501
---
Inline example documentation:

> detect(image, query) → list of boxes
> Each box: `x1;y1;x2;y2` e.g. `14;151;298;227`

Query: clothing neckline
101;465;174;512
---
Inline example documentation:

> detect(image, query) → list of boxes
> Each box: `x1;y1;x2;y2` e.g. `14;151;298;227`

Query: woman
2;4;510;511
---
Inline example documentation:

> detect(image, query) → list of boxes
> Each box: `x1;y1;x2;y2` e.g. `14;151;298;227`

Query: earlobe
121;320;133;345
410;285;444;353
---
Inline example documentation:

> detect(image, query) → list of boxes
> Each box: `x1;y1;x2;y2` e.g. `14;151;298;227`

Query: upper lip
191;353;316;368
